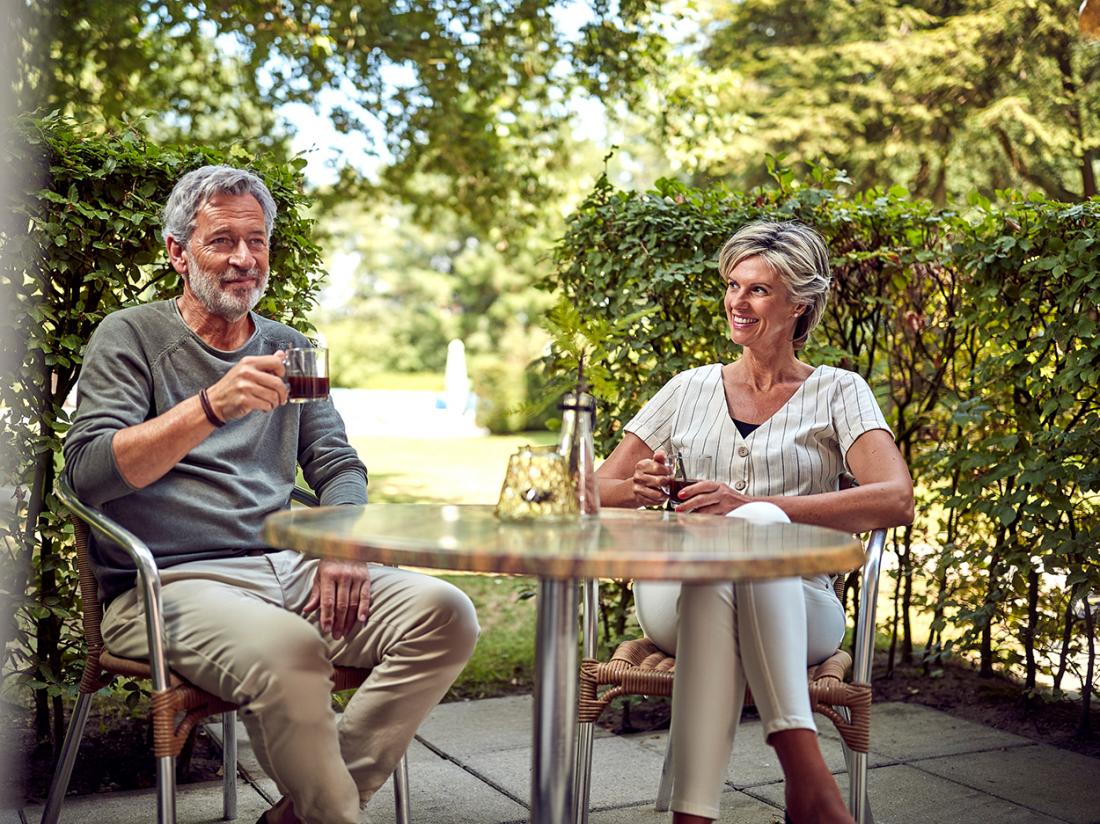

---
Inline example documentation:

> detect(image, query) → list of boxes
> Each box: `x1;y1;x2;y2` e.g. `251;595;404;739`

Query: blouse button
734;480;747;491
737;446;749;457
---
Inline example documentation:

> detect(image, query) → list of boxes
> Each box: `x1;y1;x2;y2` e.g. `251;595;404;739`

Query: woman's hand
631;449;673;506
673;480;753;515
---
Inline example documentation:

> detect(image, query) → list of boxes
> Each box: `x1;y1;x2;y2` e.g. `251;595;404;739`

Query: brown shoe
256;796;300;824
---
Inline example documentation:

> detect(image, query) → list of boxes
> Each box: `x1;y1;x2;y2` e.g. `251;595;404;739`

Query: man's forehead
195;192;266;227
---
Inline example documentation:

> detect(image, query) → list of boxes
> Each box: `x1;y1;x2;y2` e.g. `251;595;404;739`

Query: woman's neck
728;347;811;392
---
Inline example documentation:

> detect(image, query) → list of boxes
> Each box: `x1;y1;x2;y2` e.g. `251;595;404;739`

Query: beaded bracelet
199;387;226;428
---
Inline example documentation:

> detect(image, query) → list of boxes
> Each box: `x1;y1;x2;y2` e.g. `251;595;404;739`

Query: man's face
180;193;270;321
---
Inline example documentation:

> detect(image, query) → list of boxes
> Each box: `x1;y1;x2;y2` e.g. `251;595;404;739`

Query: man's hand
303;558;372;639
632;449;673;506
204;353;288;423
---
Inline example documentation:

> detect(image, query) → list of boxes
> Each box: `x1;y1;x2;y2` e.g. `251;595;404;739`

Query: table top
263;504;865;581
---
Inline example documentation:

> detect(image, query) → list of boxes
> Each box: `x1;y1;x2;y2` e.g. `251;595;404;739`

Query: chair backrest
69;514;110;688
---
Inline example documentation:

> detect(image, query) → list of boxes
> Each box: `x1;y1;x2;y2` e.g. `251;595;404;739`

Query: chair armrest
851;527;887;685
55;476;173;693
290;486;319;507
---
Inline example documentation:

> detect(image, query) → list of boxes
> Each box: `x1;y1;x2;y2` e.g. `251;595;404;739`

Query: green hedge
0;114;324;742
546;167;1100;721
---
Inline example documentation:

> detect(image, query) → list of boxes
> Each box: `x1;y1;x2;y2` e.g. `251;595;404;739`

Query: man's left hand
303;559;372;639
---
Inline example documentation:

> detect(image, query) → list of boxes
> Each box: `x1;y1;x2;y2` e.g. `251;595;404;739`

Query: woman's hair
717;220;832;349
161;165;277;248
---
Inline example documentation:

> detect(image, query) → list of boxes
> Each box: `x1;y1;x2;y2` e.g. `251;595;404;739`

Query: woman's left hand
673;481;753;515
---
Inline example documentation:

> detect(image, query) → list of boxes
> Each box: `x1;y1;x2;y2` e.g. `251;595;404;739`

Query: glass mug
284;346;330;403
665;451;714;510
495;445;579;522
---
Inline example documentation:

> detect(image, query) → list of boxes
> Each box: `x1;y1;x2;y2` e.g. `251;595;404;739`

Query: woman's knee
726;500;790;524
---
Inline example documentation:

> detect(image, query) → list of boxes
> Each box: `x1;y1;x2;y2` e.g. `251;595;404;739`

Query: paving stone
917;744;1100;824
250;738;527;824
751;764;1066;824
631;718;893;791
845;702;1033;761
21;780;271;824
464;734;669;811
588;789;785;823
419;695;536;757
0;808;24;824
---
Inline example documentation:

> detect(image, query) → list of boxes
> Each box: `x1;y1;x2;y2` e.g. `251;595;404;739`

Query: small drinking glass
665;450;714;510
285;346;330;403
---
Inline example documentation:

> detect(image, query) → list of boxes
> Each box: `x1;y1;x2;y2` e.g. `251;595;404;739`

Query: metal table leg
532;577;579;824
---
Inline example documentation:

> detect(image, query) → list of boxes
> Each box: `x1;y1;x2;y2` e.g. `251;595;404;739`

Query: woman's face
722;256;805;352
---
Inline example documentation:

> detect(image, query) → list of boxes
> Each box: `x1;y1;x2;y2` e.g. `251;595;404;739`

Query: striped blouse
624;363;891;498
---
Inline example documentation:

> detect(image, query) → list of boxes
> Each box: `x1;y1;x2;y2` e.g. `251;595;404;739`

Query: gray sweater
63;299;367;603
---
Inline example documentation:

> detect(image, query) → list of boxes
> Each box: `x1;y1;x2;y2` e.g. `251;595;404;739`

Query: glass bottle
558;390;600;517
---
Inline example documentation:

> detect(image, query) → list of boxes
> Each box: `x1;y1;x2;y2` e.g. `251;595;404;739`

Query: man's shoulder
251;314;313;348
94;300;179;340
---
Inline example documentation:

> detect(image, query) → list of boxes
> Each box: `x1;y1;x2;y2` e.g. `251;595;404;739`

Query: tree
14;0;666;229
646;0;1099;202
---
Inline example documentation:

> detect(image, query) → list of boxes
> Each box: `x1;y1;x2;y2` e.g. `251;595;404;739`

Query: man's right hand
205;353;289;423
632;449;673;506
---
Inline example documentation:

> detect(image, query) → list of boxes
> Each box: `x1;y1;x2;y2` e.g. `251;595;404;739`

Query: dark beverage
288;375;330;401
665;477;701;509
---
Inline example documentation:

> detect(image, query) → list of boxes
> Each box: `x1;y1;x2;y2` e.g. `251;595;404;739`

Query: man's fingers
333;577;352;638
302;582;320;614
357;577;372;622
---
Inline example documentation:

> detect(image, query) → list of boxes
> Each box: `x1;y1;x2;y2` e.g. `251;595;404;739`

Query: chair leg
222;711;238;820
573;722;595;824
837;706;872;824
40;692;94;824
655;734;674;812
393;753;411;824
156;755;177;824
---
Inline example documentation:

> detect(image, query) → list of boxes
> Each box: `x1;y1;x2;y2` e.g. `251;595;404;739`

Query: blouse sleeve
832;370;892;471
623;373;685;453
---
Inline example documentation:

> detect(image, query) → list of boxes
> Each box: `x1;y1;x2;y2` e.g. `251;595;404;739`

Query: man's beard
185;260;269;321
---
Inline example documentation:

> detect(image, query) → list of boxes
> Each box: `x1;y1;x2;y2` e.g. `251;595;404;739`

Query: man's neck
177;290;254;351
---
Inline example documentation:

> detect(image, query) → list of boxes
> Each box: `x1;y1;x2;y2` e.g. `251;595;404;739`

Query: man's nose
228;239;255;268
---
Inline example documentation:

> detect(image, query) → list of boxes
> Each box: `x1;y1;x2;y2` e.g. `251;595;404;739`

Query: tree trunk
1079;598;1095;738
901;525;914;664
1024;568;1039;692
1054;588;1079;693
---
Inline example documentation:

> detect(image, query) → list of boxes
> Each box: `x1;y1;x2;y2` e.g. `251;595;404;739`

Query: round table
263;503;864;824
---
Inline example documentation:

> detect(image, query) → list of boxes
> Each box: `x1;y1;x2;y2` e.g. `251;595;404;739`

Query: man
63;165;479;824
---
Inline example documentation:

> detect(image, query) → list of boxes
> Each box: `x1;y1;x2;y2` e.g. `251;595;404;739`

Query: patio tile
418;695;536;757
831;702;1034;761
917;744;1100;824
588;789;784;823
249;737;527;824
21;779;271;824
631;717;893;792
463;734;669;811
750;763;1065;824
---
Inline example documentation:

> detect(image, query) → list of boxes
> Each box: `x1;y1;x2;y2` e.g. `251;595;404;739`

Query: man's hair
717;220;832;349
161;165;277;247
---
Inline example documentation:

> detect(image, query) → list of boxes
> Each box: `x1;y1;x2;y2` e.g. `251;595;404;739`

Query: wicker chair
575;527;887;824
44;477;410;824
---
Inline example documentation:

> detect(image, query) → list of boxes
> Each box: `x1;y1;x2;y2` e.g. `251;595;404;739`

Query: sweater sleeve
62;314;151;506
296;397;368;506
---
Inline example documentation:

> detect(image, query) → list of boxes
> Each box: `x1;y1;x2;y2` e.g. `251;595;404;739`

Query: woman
597;221;914;824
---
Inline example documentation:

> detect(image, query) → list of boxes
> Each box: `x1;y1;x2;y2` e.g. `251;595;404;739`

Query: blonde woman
597;221;914;824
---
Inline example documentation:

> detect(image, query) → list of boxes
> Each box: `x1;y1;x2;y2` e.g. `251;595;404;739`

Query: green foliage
16;0;666;231
0;113;324;740
545;165;1100;701
647;0;1100;203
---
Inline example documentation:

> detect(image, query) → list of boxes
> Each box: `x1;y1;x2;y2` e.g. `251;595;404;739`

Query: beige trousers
638;501;846;819
102;550;479;824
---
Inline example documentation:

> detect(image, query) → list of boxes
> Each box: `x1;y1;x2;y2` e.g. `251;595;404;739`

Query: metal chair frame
573;528;887;824
43;477;411;824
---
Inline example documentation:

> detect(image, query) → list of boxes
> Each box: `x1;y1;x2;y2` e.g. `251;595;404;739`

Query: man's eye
249;239;268;249
211;238;231;246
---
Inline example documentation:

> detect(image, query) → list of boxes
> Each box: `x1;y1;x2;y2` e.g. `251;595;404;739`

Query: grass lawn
349;431;557;699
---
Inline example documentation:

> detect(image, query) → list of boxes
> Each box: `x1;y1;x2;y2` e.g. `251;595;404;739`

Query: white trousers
103;551;479;824
633;502;846;819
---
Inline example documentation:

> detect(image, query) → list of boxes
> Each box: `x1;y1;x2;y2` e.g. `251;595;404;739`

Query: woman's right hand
632;449;673;506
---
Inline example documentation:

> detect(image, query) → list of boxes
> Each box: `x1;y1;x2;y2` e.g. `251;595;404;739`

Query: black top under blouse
733;418;761;439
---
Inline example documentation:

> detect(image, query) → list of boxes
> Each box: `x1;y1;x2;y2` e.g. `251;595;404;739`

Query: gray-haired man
63;165;479;824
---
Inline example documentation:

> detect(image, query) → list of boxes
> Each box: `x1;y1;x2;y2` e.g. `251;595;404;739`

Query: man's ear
166;236;189;276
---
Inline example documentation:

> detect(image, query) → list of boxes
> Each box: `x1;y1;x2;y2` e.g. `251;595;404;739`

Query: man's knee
235;615;332;709
408;577;480;660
